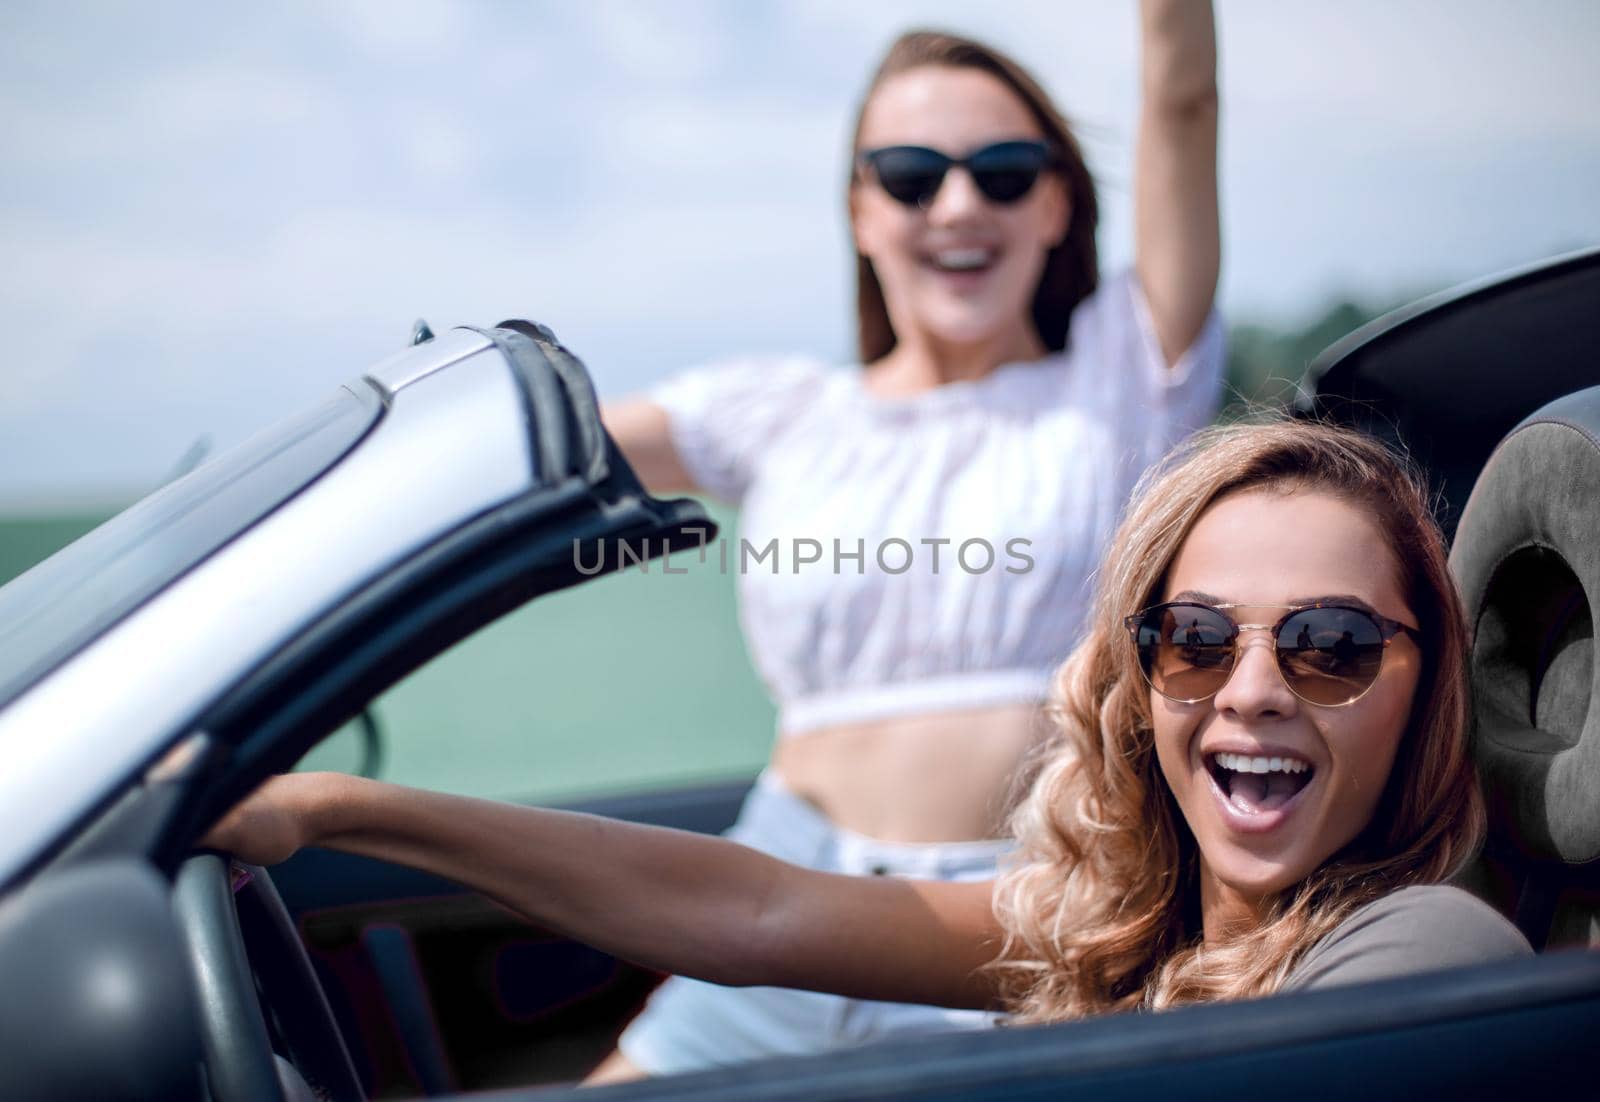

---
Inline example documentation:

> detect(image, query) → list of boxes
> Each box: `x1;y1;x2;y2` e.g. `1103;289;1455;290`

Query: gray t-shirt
1284;885;1532;992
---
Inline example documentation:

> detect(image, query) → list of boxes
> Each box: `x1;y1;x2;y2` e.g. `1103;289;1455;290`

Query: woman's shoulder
650;353;840;408
648;354;852;435
1059;267;1226;406
1062;268;1153;343
643;354;844;503
1283;885;1532;993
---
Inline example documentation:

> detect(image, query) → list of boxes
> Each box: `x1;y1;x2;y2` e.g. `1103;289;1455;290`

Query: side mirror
0;859;203;1101
297;707;386;779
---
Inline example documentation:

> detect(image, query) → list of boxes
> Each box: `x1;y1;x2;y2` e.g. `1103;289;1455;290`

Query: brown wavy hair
849;31;1099;365
991;420;1483;1020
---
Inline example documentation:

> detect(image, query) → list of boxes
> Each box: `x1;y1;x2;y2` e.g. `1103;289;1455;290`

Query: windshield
0;382;383;710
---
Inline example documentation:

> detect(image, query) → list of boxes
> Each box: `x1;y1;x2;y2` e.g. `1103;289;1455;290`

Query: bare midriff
769;701;1048;843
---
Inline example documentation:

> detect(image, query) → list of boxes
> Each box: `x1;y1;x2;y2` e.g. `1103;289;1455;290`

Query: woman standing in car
600;0;1222;1078
592;0;1222;1078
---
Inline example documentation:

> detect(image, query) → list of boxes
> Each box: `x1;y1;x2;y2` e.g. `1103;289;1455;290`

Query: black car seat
1300;247;1600;543
1449;385;1600;949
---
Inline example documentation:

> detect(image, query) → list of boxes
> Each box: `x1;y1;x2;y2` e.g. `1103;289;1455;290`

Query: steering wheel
174;854;365;1102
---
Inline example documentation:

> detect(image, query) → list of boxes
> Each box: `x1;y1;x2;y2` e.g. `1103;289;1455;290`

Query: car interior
200;251;1596;1100
3;255;1596;1100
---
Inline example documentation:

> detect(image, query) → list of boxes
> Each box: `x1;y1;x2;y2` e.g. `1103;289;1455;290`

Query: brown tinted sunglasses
1124;601;1421;707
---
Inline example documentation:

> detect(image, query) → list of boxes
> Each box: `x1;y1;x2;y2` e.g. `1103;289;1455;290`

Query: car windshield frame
0;382;383;712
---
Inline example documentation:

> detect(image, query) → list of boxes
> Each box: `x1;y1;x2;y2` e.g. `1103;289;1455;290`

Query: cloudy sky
1;1;1596;506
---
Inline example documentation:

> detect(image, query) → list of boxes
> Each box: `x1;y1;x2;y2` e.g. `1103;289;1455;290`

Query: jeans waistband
740;768;1012;880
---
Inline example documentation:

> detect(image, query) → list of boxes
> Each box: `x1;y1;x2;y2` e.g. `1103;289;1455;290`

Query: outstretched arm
1134;0;1220;366
205;773;1004;1009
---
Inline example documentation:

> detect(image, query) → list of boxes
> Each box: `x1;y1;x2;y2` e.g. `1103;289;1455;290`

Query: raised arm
1134;0;1220;366
601;399;699;496
204;773;1004;1009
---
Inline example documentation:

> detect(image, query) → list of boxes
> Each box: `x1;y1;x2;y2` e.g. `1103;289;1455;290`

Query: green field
0;508;776;802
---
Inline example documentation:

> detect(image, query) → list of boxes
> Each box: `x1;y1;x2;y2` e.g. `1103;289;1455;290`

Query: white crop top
650;271;1225;735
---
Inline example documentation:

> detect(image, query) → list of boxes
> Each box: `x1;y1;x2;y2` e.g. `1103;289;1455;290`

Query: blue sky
1;1;1596;505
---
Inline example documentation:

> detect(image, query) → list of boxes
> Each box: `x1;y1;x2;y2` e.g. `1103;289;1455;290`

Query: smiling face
1150;487;1424;934
851;66;1069;363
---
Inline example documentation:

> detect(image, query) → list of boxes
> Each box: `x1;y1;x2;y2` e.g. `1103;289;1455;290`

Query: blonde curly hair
991;420;1483;1021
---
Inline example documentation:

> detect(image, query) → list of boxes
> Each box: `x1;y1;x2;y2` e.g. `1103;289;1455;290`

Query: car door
0;320;719;1099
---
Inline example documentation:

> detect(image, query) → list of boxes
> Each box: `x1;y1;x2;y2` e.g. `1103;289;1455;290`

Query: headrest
1450;386;1600;864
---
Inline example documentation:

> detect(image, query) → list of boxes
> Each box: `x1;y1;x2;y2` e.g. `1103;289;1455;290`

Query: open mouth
924;246;998;274
1206;751;1315;815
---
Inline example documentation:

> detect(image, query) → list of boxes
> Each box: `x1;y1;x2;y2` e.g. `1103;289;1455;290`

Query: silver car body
0;330;529;889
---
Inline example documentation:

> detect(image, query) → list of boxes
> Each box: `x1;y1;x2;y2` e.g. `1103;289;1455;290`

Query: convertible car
0;250;1596;1101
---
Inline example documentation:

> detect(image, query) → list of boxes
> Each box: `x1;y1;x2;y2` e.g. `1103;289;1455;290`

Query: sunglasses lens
1276;608;1387;705
1134;605;1236;702
967;142;1049;203
869;148;949;206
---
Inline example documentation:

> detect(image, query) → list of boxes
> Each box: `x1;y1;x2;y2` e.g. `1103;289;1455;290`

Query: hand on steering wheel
174;854;364;1102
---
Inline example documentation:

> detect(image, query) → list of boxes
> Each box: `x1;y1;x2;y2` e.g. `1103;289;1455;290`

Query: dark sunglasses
856;140;1057;208
1123;601;1422;707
